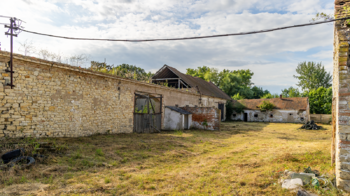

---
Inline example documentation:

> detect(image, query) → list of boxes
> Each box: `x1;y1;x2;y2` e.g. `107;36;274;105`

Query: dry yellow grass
0;122;343;195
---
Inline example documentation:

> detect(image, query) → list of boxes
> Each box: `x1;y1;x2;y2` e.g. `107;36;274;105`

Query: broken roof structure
165;106;192;114
152;65;231;100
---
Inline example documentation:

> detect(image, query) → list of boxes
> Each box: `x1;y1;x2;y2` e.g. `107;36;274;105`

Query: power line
20;17;349;42
0;15;13;19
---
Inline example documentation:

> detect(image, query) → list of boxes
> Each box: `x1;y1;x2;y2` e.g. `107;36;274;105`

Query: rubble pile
300;121;321;130
278;167;334;195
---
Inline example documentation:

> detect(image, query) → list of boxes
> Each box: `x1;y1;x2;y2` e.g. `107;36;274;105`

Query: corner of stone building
334;0;350;191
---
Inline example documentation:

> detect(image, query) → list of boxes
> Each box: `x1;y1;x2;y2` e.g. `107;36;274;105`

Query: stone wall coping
0;51;226;100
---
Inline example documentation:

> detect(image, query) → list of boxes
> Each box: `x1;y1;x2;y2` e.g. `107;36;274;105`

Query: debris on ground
278;167;335;195
281;178;303;190
297;189;318;196
0;142;53;170
300;121;321;130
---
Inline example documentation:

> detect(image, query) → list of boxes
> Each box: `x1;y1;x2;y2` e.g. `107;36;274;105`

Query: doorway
134;93;162;133
184;114;189;129
243;113;248;122
218;103;224;121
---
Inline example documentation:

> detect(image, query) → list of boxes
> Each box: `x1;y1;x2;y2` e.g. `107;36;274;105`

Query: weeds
95;148;104;157
174;130;183;135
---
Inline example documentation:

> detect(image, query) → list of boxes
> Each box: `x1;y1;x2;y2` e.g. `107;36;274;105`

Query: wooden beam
152;78;179;81
180;80;189;88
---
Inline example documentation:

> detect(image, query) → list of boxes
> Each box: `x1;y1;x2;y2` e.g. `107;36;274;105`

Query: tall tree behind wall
186;67;267;99
293;62;332;92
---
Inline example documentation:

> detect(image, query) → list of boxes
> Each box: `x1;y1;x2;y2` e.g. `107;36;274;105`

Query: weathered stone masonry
334;0;350;191
0;52;227;139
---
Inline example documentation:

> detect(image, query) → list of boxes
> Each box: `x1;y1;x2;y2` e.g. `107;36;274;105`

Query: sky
0;0;334;94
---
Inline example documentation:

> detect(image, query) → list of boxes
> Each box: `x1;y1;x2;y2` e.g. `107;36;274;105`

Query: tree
232;93;244;100
251;86;270;99
261;93;279;99
231;69;254;87
281;86;302;98
186;66;220;85
307;87;332;114
18;39;35;56
293;62;332;92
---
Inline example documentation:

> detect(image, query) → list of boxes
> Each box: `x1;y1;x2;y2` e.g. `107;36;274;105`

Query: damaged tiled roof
165;106;192;114
153;65;232;100
236;97;309;111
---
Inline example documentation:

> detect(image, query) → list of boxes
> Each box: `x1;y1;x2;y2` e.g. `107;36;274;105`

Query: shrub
258;100;275;112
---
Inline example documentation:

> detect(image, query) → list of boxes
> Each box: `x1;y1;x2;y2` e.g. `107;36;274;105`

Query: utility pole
4;17;23;89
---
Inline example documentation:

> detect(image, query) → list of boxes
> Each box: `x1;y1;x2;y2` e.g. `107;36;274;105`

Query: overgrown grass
0;122;340;195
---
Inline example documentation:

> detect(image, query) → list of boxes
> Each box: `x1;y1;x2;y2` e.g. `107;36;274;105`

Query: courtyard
0;122;336;195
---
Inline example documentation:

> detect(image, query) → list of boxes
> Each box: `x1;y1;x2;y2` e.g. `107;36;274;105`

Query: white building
231;97;310;123
164;106;192;130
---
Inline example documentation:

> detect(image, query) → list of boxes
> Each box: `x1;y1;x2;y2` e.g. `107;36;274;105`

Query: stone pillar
334;0;350;191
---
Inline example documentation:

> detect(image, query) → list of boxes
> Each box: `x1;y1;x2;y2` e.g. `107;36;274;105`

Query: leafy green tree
261;93;279;99
251;86;270;99
186;67;262;98
231;69;254;87
219;72;243;97
281;87;302;98
293;62;332;92
307;87;332;114
186;66;220;85
232;93;244;100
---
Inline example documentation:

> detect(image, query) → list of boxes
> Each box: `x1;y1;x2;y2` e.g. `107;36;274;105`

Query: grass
0;122;342;195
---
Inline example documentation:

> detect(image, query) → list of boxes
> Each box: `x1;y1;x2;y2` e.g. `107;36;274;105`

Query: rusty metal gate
134;93;162;133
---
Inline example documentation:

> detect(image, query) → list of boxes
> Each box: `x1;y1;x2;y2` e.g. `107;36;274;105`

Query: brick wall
0;52;227;138
181;107;221;131
334;0;350;191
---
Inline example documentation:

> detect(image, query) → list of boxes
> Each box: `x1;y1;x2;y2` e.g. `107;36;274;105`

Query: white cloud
309;50;333;59
0;0;334;94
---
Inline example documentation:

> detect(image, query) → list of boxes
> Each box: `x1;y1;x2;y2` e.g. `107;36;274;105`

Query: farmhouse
231;96;310;123
0;51;231;138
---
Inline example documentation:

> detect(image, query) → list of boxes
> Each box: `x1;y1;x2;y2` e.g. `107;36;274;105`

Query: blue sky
0;0;334;94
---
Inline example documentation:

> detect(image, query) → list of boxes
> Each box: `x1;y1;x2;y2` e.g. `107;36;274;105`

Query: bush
258;100;275;112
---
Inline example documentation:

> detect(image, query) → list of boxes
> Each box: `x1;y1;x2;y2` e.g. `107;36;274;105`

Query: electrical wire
0;15;12;18
20;17;350;42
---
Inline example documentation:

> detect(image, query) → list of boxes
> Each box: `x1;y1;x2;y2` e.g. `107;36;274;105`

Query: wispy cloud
0;0;334;94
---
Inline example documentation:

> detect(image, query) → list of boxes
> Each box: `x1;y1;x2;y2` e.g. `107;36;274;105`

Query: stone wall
181;107;221;131
334;0;350;191
0;52;227;138
231;109;309;123
310;114;332;124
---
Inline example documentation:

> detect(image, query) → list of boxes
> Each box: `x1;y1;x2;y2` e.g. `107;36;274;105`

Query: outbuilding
231;96;310;123
164;106;192;130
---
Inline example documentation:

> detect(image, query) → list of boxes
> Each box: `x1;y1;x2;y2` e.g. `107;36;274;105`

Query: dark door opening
218;103;224;121
243;113;248;122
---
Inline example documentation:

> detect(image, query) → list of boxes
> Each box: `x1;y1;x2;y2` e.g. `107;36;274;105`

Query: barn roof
165;106;192;114
236;97;309;111
153;65;231;100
